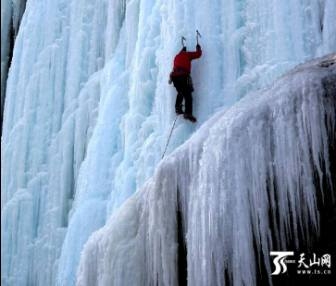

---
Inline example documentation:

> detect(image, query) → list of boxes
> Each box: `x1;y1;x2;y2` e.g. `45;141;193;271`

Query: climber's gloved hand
196;44;201;50
168;72;173;84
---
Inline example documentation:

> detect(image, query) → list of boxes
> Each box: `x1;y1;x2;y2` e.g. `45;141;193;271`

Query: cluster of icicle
2;0;336;284
1;0;26;118
76;56;335;286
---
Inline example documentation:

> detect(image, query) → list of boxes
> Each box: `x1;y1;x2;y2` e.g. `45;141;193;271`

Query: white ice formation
1;0;336;285
1;0;26;122
75;55;336;286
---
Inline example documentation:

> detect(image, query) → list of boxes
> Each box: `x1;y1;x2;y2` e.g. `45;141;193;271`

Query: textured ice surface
76;55;336;286
1;0;26;123
1;0;336;285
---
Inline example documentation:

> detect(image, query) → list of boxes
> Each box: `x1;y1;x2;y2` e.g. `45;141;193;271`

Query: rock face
75;54;336;286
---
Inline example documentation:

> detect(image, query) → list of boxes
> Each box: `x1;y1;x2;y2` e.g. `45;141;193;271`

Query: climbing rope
162;115;179;159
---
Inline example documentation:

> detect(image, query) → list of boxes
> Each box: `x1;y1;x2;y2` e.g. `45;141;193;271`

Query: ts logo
270;251;294;275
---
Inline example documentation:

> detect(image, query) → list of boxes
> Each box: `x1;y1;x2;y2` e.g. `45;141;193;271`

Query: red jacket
171;45;202;76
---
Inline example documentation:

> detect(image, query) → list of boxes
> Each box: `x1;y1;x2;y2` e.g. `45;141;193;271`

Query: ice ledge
75;54;335;286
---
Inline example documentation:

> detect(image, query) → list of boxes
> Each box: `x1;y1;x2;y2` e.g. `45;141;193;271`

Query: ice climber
169;43;202;123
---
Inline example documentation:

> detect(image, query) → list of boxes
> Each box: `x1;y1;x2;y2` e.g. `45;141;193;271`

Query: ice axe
196;30;202;45
181;36;186;48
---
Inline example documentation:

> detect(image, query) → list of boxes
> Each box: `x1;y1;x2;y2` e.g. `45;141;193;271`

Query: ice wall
1;0;26;127
2;0;106;285
76;55;336;286
1;0;336;285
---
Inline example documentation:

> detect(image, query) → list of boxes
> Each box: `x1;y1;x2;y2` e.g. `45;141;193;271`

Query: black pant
172;75;194;115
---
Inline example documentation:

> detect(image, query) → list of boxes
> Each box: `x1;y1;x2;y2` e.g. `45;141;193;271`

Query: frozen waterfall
1;0;336;286
1;0;27;126
75;55;336;286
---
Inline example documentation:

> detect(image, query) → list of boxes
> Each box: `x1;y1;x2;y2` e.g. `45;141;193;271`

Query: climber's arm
187;44;202;60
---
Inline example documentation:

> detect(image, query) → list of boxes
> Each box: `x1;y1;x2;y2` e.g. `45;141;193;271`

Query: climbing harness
162;115;179;159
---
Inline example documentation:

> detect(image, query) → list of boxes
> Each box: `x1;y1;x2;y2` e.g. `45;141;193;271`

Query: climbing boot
184;113;197;123
175;108;184;115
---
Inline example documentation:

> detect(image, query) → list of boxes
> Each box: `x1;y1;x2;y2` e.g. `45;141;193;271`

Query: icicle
75;55;335;286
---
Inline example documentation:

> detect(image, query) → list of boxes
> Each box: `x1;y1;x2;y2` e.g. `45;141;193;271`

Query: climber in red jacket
169;44;202;122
